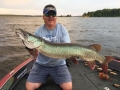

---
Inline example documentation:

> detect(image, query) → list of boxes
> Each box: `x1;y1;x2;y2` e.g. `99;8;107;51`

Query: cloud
1;0;120;16
2;0;34;6
0;8;41;15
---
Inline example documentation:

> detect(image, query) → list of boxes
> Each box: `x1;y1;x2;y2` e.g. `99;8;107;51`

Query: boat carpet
69;61;120;90
15;61;120;90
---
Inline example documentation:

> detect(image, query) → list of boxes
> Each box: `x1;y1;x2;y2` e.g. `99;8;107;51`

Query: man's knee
60;82;72;90
26;82;42;90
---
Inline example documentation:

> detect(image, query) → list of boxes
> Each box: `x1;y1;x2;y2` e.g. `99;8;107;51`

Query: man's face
43;11;57;27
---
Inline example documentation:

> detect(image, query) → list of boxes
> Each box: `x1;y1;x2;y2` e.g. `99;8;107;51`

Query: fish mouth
15;28;28;41
15;29;40;49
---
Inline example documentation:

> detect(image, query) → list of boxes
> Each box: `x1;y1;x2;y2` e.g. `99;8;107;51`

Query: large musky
0;0;120;16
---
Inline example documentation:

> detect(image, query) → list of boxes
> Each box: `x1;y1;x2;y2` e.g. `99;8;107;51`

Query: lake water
0;16;120;79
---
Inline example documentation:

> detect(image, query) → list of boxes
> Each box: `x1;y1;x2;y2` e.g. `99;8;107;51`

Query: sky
0;0;120;16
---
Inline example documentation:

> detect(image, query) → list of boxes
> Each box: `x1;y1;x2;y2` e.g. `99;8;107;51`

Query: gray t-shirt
34;23;71;67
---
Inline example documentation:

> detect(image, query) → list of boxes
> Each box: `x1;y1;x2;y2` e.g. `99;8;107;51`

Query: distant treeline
82;8;120;17
58;14;72;17
0;14;74;17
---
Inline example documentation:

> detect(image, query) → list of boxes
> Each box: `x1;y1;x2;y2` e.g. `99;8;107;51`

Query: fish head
15;29;42;49
16;29;29;40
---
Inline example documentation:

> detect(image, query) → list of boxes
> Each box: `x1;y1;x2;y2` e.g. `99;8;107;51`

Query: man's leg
50;65;72;90
26;62;49;90
60;82;72;90
26;82;42;90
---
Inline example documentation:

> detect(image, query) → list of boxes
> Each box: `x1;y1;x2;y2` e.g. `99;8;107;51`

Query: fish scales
36;39;105;63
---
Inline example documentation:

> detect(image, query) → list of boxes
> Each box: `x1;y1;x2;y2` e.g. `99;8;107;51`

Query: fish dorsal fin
90;44;101;52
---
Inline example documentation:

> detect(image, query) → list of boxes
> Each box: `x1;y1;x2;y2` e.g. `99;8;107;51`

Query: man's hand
69;57;78;65
25;47;38;60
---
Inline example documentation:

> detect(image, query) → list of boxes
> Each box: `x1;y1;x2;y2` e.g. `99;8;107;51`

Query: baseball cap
43;4;57;14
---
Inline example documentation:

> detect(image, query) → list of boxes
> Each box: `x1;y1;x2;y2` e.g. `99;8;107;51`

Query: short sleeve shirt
34;23;71;66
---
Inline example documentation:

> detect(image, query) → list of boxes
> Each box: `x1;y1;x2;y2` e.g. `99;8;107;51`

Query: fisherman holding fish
16;4;120;90
25;4;72;90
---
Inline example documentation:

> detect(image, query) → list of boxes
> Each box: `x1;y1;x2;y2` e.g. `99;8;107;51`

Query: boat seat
37;76;62;90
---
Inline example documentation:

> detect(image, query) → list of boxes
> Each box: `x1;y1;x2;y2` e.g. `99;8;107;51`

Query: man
26;4;72;90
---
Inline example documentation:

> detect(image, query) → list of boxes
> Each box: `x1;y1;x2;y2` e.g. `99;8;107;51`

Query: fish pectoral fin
90;44;101;52
88;61;96;70
101;56;114;74
69;56;79;65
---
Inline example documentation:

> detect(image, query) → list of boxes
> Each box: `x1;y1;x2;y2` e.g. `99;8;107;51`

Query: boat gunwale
0;58;34;89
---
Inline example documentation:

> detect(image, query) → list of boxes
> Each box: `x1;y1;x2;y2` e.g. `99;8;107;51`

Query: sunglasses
44;13;56;17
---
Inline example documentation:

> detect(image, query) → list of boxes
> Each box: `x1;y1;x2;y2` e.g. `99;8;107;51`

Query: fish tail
113;56;120;62
101;56;114;74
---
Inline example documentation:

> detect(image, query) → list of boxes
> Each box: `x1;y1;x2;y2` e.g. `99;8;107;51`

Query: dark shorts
27;62;72;84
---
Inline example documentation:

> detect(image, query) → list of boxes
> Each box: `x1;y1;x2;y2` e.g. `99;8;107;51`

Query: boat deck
15;61;120;90
69;61;120;90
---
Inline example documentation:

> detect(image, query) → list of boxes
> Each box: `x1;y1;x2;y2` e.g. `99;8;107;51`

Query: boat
0;56;120;90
